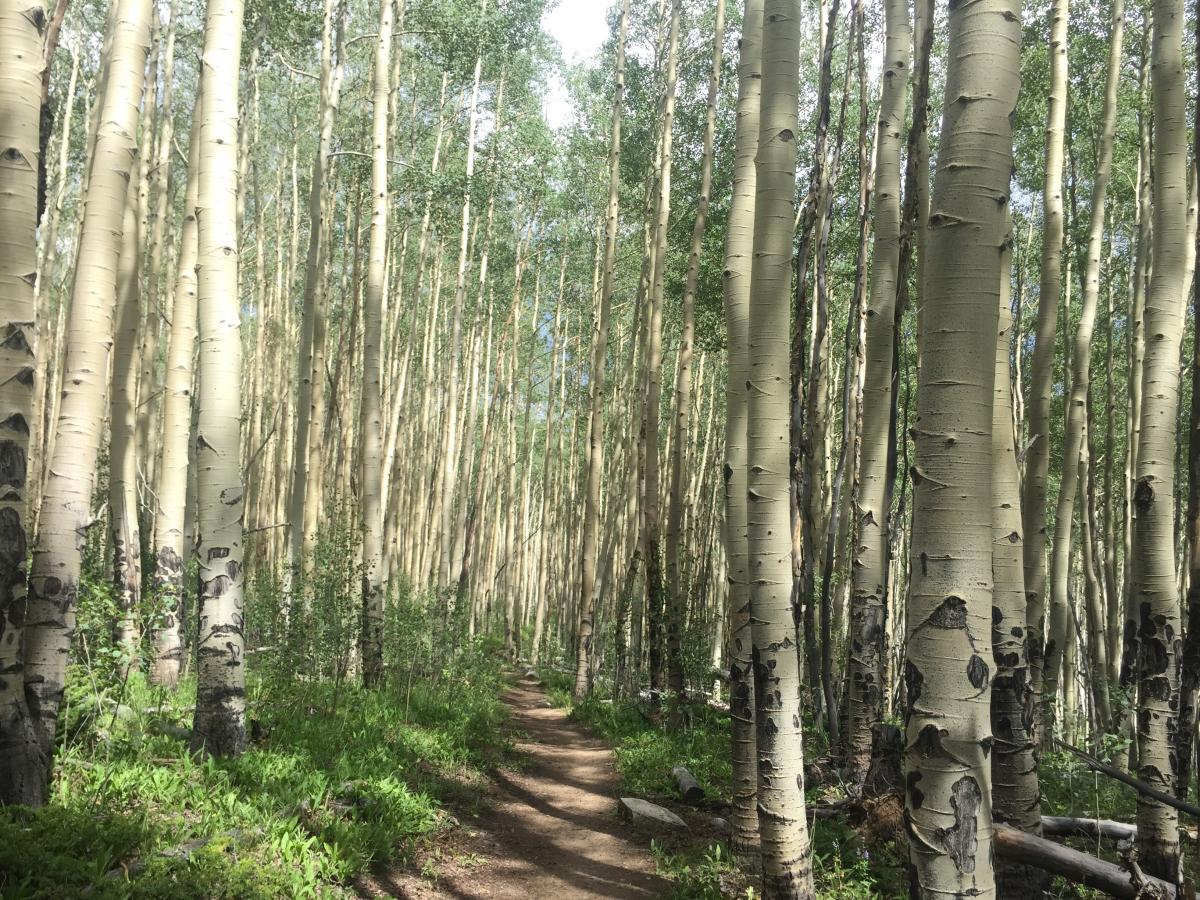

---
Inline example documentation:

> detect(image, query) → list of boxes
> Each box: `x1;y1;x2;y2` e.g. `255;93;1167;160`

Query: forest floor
357;673;668;899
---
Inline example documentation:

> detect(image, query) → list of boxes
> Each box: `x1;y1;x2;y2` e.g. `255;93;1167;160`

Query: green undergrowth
541;669;906;898
1;650;512;899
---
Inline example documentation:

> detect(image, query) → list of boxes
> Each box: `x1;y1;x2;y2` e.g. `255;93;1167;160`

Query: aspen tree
24;0;152;774
289;0;344;583
991;223;1044;898
1180;40;1200;811
722;0;762;866
190;0;246;757
139;0;179;488
1178;0;1200;802
0;0;47;807
642;0;680;693
359;0;391;687
903;0;1020;893
109;173;142;668
150;101;200;688
573;0;630;698
1043;0;1124;737
846;0;907;781
793;0;840;712
1116;44;1152;758
1130;0;1187;878
438;14;488;592
29;43;76;514
1022;0;1068;736
664;0;724;697
747;1;813;894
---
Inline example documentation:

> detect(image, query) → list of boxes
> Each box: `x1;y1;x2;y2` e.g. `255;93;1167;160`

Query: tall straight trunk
288;0;343;582
1080;419;1112;727
1178;0;1200;804
1121;36;1151;701
109;173;142;668
150;99;200;688
748;2;813;895
29;44;77;519
24;0;152;780
0;0;47;807
793;0;841;718
1043;0;1123;737
358;0;391;687
571;0;628;694
991;223;1045;899
1021;0;1068;742
1130;0;1187;878
533;291;564;665
437;33;487;590
1103;217;1122;682
845;0;908;781
136;1;178;499
190;0;246;757
664;0;724;696
904;0;1020;894
722;0;762;866
642;0;680;693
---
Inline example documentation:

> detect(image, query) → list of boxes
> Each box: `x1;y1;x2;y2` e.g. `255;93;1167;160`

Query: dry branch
993;824;1175;899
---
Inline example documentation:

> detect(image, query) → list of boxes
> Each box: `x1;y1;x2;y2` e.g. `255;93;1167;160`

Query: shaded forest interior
2;0;1200;896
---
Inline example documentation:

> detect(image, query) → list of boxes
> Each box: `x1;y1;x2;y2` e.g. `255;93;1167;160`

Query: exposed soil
357;674;669;899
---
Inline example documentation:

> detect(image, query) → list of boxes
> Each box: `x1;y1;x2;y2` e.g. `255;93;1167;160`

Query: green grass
0;659;512;899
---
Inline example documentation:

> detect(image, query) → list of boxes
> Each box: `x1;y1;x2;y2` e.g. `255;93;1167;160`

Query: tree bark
287;0;344;584
190;0;247;758
24;0;152;783
747;2;814;895
149;97;200;688
108;170;143;670
1130;0;1188;878
358;0;391;687
722;0;762;869
1021;0;1069;745
846;0;907;782
573;0;629;699
1043;0;1123;737
1178;0;1200;804
0;0;48;807
903;0;1021;893
992;219;1045;900
641;0;680;695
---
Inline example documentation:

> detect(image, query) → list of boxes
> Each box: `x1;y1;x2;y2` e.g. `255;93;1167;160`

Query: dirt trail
359;674;668;899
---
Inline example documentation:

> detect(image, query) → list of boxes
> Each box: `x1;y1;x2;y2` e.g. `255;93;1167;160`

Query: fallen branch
993;824;1175;899
1056;738;1200;819
1041;815;1136;843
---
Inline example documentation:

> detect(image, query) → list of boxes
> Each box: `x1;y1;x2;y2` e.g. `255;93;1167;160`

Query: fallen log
993;824;1175;899
671;766;704;803
1056;739;1200;819
1040;815;1136;843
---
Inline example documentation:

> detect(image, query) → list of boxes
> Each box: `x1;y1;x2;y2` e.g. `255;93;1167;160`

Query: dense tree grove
4;0;1200;896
